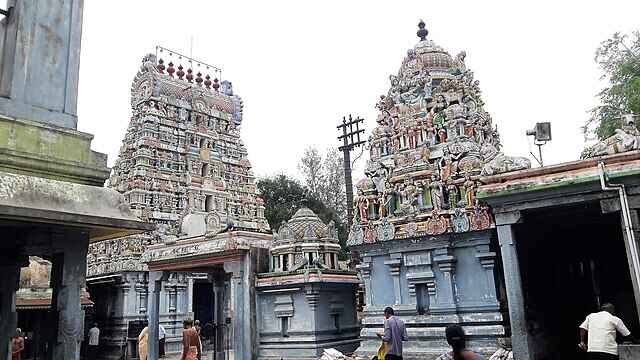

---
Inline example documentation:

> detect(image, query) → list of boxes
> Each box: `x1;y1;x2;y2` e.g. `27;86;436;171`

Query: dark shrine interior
514;202;639;360
193;280;215;328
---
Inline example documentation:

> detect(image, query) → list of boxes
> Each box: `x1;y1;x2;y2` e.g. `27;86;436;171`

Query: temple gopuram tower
86;51;269;357
347;21;530;359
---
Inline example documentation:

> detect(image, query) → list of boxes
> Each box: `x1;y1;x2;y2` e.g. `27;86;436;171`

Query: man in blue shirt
378;307;408;360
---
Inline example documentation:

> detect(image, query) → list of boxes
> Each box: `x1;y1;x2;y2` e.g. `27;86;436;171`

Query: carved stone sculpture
581;119;640;159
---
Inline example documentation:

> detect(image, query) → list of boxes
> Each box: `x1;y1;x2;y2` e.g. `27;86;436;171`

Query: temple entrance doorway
188;269;231;359
515;203;639;360
192;278;215;352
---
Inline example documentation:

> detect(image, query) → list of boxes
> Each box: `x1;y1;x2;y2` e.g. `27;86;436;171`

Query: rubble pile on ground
319;348;364;360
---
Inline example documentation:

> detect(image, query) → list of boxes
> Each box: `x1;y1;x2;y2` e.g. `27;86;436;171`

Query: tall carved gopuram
347;21;530;359
86;52;269;358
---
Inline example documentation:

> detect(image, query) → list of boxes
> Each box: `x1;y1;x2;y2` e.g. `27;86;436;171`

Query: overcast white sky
76;1;640;183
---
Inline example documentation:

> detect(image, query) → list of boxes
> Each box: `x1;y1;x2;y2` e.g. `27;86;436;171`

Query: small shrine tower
256;208;361;359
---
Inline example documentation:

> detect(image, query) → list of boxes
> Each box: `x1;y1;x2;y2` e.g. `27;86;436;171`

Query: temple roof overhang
0;172;154;242
478;151;640;211
143;230;272;271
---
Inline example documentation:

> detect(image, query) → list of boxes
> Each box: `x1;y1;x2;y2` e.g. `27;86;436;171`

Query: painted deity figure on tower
429;175;444;211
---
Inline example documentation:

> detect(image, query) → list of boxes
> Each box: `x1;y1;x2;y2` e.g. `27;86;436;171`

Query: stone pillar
0;0;84;128
147;271;167;360
433;247;457;312
224;261;245;360
0;260;22;360
475;244;499;307
601;198;640;322
136;273;148;314
495;211;533;360
176;274;189;315
114;276;131;319
187;277;194;316
210;272;226;360
620;209;640;323
167;280;177;313
356;259;373;307
384;254;403;305
49;232;89;360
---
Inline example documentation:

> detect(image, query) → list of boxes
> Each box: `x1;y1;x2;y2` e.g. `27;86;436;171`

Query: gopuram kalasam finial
417;19;429;41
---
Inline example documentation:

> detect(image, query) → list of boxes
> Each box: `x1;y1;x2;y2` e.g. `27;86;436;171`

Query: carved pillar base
50;232;89;360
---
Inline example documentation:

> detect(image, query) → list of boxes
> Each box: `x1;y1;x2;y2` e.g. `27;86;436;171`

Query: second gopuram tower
347;21;530;359
86;50;269;357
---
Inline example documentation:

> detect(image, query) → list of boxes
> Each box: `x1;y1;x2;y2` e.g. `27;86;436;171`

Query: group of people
377;303;634;360
137;319;203;360
11;302;633;360
86;318;203;360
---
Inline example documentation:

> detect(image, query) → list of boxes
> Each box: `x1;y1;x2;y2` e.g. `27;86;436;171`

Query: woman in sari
138;325;149;360
181;319;202;360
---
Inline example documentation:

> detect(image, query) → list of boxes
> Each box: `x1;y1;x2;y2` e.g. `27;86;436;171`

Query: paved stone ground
163;350;235;360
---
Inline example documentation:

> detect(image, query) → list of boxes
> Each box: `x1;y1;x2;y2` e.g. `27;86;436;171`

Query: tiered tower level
87;53;270;277
348;21;529;245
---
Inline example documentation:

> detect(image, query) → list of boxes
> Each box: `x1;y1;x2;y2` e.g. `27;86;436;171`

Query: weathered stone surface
0;171;147;231
0;116;109;186
0;0;84;129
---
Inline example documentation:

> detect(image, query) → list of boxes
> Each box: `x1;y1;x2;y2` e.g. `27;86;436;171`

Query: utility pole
337;115;366;228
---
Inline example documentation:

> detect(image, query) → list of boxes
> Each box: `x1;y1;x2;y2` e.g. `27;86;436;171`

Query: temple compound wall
86;52;269;358
347;21;530;359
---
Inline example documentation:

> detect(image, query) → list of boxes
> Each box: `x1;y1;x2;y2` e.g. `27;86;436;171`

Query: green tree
298;146;348;223
586;31;640;140
257;174;349;259
298;147;324;196
320;148;347;223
